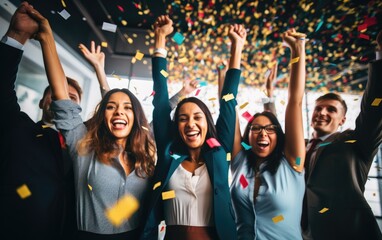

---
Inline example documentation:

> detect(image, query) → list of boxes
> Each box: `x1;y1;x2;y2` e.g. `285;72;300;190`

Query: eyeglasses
249;124;278;134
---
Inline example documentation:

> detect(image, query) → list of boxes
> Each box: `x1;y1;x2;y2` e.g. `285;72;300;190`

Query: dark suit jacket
0;43;76;240
306;59;382;240
140;57;238;240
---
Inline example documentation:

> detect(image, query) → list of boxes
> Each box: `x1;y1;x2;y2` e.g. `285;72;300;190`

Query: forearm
40;32;69;100
93;63;109;97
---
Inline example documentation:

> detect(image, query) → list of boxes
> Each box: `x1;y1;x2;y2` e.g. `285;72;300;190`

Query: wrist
154;47;167;57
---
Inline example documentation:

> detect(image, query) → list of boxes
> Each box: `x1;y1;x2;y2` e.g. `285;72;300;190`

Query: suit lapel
310;132;342;174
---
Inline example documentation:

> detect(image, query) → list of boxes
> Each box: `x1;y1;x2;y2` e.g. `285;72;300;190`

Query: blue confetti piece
171;153;181;160
318;142;331;147
172;32;185;45
295;157;301;165
199;81;208;87
315;20;324;32
241;142;252;150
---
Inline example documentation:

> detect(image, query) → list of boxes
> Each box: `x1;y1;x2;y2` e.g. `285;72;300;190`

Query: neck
189;148;201;163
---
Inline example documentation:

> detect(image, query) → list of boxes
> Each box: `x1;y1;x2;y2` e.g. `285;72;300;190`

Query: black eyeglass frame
249;124;278;134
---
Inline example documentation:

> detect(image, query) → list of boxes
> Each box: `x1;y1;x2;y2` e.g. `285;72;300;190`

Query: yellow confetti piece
371;98;382;107
88;184;93;191
153;181;161;190
160;70;169;78
178;57;189;63
42;124;51;128
36;134;43;137
280;100;286;105
272;215;284;223
121;20;127;26
101;41;108;47
332;74;342;81
240;102;249;109
141;126;149;131
222;93;234;102
162;190;176;200
16;184;31;199
131;57;137;64
289;57;300;65
135;51;144;60
345;140;356;143
319;207;329;213
112;74;121;80
61;0;66;8
105;195;139;226
226;152;231;161
208;97;217;101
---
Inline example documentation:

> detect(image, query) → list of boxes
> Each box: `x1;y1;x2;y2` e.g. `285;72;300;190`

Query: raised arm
151;15;174;150
263;62;277;116
281;29;306;172
28;7;69;101
219;24;246;158
79;41;109;97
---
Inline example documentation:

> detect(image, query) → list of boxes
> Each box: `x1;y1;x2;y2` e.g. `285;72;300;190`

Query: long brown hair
78;88;156;177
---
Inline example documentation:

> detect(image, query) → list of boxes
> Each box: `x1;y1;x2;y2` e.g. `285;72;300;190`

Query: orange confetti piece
319;207;329;213
272;215;284;223
371;98;382;106
17;184;31;199
105;195;139;226
160;70;169;78
162;190;176;200
153;181;161;190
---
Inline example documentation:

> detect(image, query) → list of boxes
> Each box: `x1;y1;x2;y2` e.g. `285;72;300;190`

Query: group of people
1;2;381;240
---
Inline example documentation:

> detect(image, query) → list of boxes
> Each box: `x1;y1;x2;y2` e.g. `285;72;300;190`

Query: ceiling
7;0;382;94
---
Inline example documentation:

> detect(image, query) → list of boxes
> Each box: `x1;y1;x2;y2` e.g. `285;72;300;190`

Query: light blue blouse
51;99;150;234
230;150;305;240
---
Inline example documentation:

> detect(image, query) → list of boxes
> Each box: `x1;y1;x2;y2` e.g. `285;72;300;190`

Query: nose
186;119;195;128
259;128;267;136
318;108;328;116
114;106;125;115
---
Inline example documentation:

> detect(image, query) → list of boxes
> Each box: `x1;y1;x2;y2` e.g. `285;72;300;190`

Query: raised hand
5;1;38;44
154;15;174;37
79;41;105;70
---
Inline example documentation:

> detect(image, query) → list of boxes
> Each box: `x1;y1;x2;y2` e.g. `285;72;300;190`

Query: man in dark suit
302;31;382;240
0;2;81;239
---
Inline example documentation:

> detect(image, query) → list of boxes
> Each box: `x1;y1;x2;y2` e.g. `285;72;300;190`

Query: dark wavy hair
171;97;217;155
78;88;156;177
242;111;285;175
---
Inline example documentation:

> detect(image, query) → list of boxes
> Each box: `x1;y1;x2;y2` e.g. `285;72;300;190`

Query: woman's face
104;92;135;141
248;115;278;159
177;102;208;150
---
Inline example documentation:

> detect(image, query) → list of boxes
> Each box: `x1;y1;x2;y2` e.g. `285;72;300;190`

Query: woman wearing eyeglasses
229;28;307;240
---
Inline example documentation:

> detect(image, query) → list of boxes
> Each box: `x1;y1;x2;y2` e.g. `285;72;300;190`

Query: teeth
186;131;199;136
113;119;126;124
258;140;269;145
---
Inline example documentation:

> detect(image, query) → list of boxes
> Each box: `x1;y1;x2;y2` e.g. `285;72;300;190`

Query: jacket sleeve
354;59;382;161
215;68;241;152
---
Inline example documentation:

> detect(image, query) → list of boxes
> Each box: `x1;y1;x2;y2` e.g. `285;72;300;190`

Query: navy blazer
0;43;76;240
141;57;239;240
306;59;382;240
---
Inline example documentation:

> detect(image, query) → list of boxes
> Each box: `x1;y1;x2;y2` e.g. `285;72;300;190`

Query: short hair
42;77;83;101
315;92;347;114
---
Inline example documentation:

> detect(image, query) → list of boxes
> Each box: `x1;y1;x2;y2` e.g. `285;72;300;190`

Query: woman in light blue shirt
229;29;307;240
